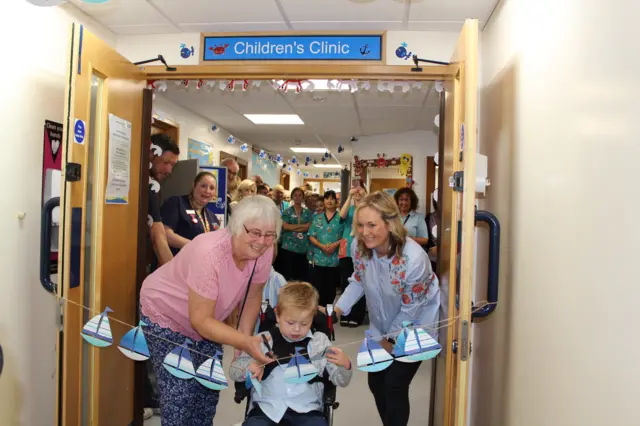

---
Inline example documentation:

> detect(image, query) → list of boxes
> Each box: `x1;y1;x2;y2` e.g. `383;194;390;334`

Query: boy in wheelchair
230;282;352;426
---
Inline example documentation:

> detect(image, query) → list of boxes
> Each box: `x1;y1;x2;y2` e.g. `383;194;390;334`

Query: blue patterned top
307;211;345;267
335;238;440;341
281;206;314;254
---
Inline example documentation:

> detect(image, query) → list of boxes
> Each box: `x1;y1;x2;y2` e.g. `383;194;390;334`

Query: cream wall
0;3;117;426
471;1;640;426
351;130;438;213
153;94;301;189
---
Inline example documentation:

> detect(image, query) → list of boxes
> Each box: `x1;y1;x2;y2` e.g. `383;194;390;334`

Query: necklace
189;197;210;233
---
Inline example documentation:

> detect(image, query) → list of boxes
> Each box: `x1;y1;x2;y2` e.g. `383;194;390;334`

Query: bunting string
56;293;495;369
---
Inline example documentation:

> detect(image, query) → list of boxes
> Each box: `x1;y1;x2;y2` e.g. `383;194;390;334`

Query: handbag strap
235;260;258;330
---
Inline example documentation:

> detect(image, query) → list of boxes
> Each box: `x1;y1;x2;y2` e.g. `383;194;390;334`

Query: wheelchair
233;307;340;425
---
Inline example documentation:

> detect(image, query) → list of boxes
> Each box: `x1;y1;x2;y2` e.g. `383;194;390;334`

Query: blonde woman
333;191;440;426
231;179;257;206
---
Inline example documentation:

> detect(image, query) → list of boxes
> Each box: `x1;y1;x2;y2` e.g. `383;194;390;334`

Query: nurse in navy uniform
161;171;220;255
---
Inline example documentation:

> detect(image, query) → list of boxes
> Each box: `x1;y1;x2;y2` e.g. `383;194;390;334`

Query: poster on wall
105;114;132;204
200;166;228;228
251;151;279;187
42;120;63;273
188;138;214;166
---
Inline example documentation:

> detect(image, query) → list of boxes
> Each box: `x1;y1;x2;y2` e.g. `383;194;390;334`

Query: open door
57;25;149;426
433;18;479;426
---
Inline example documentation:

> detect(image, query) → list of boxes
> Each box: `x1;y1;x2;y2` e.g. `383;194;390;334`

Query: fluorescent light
290;147;327;153
313;164;342;169
244;114;304;125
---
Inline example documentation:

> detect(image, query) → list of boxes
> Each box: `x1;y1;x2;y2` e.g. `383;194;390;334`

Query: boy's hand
326;347;351;370
248;362;264;381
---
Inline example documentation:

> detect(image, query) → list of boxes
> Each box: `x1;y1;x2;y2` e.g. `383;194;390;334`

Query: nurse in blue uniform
161;171;220;255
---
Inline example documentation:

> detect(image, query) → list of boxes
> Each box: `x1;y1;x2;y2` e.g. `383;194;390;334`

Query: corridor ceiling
67;0;499;35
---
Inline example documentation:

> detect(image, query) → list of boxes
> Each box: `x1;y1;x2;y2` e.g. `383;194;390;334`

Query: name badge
186;209;195;214
296;232;304;240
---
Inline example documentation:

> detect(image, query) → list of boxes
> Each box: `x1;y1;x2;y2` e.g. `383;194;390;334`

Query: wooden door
58;25;148;426
435;18;479;426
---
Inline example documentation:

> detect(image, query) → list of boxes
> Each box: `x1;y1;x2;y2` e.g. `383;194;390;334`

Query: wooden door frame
62;20;478;426
151;115;180;147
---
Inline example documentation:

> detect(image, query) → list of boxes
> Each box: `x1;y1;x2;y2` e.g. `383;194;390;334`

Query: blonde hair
354;191;407;259
276;281;319;314
272;184;285;194
232;179;257;202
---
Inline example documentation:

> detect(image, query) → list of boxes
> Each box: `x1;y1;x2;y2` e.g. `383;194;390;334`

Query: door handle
40;197;60;293
472;210;501;319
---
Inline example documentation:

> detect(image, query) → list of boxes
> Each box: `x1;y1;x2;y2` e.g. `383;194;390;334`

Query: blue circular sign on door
74;119;86;144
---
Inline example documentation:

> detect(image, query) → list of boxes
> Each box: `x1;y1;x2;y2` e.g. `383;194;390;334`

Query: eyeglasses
244;225;277;242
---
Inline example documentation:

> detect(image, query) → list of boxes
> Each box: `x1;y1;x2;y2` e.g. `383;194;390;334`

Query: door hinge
65;162;82;182
56;299;64;330
448;171;464;192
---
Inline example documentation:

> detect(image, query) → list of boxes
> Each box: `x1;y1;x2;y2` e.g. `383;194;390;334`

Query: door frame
59;20;479;426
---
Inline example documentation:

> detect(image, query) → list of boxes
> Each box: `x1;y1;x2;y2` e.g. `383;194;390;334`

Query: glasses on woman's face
243;225;277;242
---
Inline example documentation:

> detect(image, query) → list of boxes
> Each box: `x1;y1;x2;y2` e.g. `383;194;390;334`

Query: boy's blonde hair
276;281;319;314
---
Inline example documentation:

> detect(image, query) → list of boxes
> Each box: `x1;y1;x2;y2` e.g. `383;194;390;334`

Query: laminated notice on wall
106;114;132;204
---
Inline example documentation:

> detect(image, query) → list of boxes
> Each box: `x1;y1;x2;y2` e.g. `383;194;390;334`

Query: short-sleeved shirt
341;205;356;259
307;211;345;267
140;229;273;341
281;206;314;254
161;195;221;255
400;210;428;239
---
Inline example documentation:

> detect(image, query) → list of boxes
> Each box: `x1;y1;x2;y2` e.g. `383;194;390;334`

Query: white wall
0;3;116;426
471;1;640;426
351;130;438;213
153;94;302;189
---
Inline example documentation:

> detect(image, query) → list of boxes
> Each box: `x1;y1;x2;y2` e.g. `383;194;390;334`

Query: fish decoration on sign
283;347;318;384
117;320;150;361
163;339;196;379
81;307;114;348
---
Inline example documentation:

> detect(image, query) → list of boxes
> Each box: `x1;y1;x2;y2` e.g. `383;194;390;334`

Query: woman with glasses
139;195;280;426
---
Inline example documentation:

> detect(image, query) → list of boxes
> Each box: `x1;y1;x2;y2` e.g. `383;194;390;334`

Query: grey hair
221;157;238;168
228;195;283;238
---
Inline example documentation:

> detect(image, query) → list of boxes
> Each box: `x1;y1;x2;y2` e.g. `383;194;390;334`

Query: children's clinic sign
202;35;383;62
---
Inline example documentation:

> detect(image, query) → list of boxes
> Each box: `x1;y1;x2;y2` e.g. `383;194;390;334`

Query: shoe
348;321;360;328
339;319;349;327
143;408;153;420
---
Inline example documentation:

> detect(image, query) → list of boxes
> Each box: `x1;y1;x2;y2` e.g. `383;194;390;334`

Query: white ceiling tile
151;0;284;24
286;91;354;108
280;0;405;21
69;0;170;27
409;0;497;22
291;21;404;31
109;24;181;35
179;22;289;32
406;21;466;32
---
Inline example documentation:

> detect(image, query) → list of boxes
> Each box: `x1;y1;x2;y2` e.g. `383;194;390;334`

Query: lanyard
403;214;411;225
190;199;210;233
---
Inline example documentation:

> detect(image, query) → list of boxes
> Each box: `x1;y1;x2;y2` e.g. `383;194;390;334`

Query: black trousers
339;257;366;324
310;265;340;307
368;360;422;426
273;243;286;276
279;248;309;281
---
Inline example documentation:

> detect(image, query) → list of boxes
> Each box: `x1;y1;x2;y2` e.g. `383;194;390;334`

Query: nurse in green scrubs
308;190;345;307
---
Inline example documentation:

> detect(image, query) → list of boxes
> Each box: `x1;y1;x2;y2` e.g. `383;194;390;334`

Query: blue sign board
74;119;85;144
203;35;383;61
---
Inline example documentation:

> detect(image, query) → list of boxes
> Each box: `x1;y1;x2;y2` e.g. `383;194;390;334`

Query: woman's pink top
140;229;273;341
